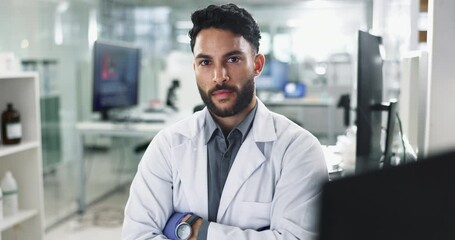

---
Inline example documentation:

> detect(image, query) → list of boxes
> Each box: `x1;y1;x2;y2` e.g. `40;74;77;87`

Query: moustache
208;84;238;95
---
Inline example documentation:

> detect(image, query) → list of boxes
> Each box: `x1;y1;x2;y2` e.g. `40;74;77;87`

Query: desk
76;121;166;138
75;113;186;212
263;97;336;144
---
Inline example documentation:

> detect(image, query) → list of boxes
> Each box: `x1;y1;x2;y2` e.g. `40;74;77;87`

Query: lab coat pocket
237;201;271;230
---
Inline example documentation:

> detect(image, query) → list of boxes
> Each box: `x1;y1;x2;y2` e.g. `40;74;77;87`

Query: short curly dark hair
188;3;261;53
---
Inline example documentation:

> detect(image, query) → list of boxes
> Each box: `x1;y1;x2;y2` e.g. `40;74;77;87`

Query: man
122;3;328;240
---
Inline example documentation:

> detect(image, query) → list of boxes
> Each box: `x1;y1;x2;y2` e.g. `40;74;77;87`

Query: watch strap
185;214;201;226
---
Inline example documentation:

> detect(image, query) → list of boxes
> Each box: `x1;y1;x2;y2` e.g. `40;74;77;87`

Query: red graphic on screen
101;55;117;80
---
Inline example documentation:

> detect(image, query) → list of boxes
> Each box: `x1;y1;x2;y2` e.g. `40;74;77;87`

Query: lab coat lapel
217;99;275;221
173;119;208;218
217;133;266;221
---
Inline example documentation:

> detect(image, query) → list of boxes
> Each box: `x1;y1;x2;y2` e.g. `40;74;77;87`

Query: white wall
399;51;421;151
158;51;202;115
426;0;455;154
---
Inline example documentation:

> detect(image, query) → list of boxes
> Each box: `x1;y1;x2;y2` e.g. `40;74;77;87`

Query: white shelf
0;209;38;232
0;72;44;239
0;72;37;80
0;141;40;158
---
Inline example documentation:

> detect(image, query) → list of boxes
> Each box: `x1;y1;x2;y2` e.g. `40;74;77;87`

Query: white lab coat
122;99;328;240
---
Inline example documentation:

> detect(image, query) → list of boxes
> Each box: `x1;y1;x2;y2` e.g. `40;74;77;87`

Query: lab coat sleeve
206;133;328;240
121;132;174;240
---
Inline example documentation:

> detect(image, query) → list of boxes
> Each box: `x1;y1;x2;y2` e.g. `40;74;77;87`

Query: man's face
192;28;264;118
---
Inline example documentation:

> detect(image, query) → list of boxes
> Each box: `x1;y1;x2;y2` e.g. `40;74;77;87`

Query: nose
212;65;229;84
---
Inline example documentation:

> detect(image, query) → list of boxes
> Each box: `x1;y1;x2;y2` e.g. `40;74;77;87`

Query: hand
181;214;203;240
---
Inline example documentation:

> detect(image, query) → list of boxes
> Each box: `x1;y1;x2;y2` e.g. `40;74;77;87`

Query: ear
253;54;265;76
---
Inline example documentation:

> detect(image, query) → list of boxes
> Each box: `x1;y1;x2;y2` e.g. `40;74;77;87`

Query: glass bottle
1;103;22;145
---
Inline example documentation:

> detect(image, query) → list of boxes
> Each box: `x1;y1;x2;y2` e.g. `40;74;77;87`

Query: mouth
212;89;235;101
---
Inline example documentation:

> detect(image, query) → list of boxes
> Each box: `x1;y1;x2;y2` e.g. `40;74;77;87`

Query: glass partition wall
0;0;414;231
0;0;155;229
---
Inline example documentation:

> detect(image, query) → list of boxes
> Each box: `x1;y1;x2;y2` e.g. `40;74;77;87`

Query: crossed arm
122;133;328;240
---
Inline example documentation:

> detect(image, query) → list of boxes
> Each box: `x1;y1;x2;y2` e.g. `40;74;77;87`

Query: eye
199;60;210;66
227;56;240;63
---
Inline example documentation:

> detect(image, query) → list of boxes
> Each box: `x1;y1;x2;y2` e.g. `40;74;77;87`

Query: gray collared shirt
197;103;257;239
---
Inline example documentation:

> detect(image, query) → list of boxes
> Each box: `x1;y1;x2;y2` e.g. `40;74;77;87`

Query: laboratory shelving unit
0;72;44;240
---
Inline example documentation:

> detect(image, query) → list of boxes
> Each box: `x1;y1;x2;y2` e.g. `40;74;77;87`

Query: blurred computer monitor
318;150;455;240
256;57;289;92
354;30;384;174
92;40;141;120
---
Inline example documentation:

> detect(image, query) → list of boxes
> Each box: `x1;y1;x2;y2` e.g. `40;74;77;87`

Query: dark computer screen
92;40;141;120
317;150;455;240
355;31;384;174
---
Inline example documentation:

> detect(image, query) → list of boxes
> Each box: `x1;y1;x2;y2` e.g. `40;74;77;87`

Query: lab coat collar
174;98;277;143
251;98;277;142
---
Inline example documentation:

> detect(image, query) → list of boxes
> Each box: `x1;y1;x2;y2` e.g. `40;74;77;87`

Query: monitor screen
283;82;306;98
256;57;289;91
317;150;455;240
355;31;384;174
92;40;141;120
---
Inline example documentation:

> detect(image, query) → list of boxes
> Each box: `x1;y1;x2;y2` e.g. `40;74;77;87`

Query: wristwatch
175;214;201;240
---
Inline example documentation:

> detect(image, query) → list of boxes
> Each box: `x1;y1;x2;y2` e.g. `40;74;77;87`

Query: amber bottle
1;103;22;145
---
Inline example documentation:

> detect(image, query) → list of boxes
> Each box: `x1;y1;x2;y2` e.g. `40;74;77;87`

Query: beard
198;77;255;118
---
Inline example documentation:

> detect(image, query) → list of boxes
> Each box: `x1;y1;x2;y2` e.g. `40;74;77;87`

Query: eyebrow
195;50;245;60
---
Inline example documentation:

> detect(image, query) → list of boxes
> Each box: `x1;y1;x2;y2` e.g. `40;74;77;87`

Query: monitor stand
100;110;110;121
371;99;399;168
